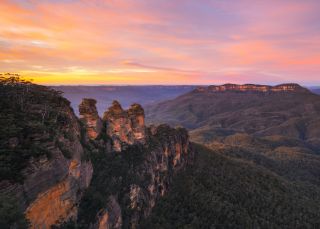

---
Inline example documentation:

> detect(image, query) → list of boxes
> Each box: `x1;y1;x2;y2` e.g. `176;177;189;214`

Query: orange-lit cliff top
194;83;310;93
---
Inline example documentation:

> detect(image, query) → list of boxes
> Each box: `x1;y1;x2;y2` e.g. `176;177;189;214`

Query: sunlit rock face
23;108;93;228
103;101;146;151
195;83;309;93
79;98;102;140
25;158;93;229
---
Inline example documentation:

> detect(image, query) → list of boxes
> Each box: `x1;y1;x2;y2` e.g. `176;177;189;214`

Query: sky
1;0;320;85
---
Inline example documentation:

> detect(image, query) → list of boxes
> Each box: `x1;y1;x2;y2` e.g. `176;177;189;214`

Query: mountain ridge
142;83;320;228
194;83;310;93
146;83;320;149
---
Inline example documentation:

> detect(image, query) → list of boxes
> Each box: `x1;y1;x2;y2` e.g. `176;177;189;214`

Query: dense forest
142;144;320;228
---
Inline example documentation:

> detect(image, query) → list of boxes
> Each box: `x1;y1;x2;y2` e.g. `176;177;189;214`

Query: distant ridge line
194;83;310;93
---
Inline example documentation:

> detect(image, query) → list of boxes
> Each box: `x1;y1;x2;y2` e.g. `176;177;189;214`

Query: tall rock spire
79;98;102;139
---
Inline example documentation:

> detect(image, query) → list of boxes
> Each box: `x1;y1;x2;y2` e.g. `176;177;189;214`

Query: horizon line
45;83;319;87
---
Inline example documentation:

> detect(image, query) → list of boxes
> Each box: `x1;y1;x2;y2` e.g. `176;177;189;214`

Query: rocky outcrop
103;101;146;151
79;98;102;140
128;104;146;142
194;83;309;93
92;124;194;229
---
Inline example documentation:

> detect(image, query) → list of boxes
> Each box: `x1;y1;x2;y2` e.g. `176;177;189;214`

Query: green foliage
141;144;320;228
77;142;148;228
0;74;73;182
211;134;320;187
0;194;29;229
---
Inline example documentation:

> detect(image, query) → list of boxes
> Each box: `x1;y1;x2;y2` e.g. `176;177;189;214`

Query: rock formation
128;103;146;142
0;77;194;229
77;100;194;228
79;98;102;140
77;100;193;228
195;83;309;93
103;101;146;151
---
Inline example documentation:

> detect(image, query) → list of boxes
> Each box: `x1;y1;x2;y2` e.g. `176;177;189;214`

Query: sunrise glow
1;0;320;85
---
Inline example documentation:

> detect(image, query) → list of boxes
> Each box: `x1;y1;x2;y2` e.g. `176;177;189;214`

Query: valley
52;86;197;115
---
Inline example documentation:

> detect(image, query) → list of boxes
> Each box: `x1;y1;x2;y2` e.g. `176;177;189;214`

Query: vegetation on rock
0;75;75;182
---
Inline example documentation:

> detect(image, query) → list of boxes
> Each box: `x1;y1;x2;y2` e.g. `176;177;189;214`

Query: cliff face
0;80;93;229
24;158;93;228
130;125;192;228
103;101;146;152
194;83;310;93
21;110;93;229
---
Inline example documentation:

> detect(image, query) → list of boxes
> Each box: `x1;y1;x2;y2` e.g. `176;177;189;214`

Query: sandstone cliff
0;78;93;228
194;83;310;93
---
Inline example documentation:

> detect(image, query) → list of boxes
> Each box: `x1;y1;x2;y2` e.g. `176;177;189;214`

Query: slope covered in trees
142;144;320;228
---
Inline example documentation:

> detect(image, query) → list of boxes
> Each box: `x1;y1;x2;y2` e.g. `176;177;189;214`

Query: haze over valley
52;85;197;115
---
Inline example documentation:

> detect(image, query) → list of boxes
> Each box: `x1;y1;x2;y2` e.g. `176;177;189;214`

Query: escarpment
0;77;194;229
78;100;194;229
194;83;310;93
0;79;93;229
146;82;320;148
